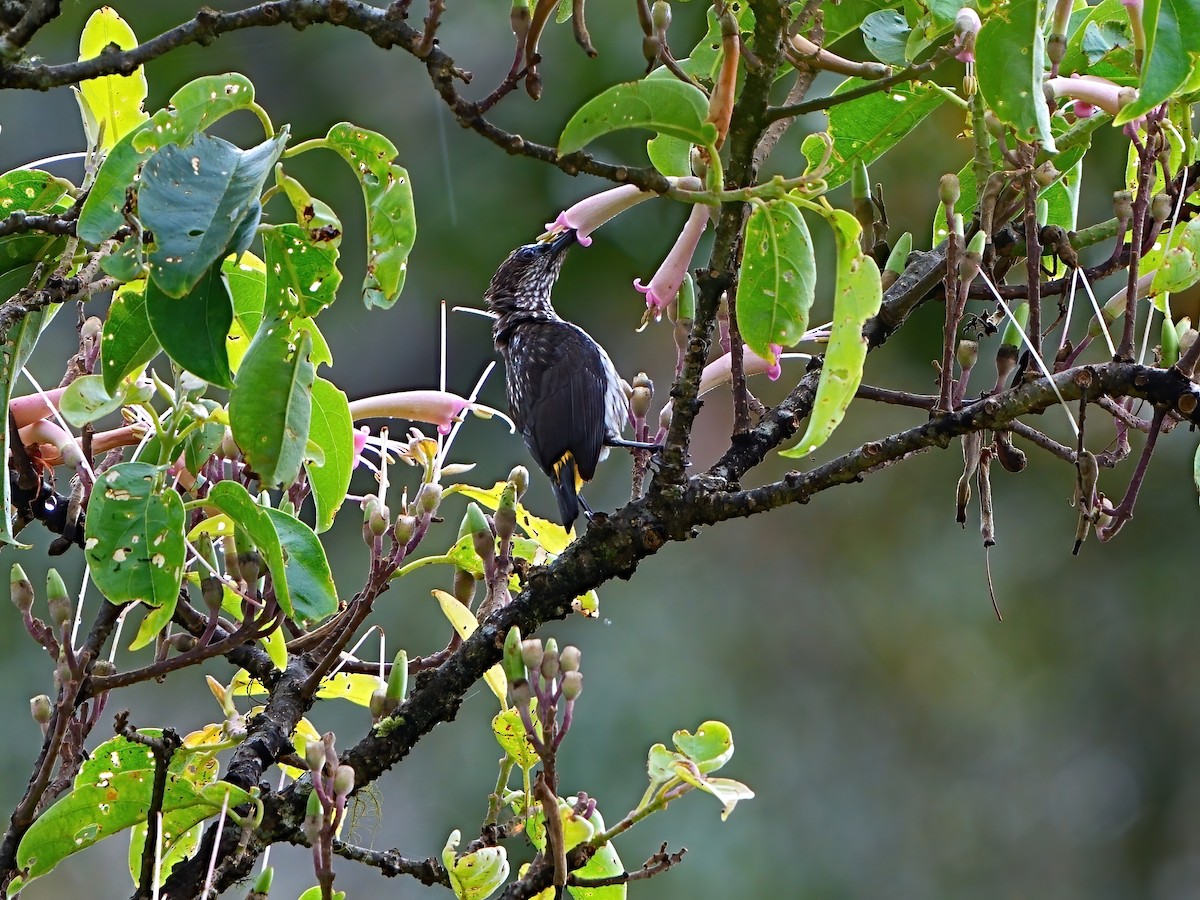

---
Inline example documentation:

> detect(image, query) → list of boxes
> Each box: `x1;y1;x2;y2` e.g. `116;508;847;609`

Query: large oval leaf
559;80;719;156
203;481;294;620
262;507;337;622
1116;0;1200;124
737;199;816;363
100;281;160;395
145;262;234;387
781;209;882;458
229;320;314;489
976;0;1056;150
324;123;415;310
76;7;148;151
84;462;185;606
307;376;353;534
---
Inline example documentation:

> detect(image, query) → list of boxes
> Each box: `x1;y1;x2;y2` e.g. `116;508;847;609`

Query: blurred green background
3;2;1199;898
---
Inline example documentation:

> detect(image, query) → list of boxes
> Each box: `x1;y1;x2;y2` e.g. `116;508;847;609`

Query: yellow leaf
77;8;148;150
432;589;508;706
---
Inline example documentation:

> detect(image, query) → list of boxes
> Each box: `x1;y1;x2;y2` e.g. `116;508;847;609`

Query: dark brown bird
485;229;647;527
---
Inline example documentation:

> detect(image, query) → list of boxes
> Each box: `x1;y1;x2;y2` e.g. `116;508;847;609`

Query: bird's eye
516;246;540;262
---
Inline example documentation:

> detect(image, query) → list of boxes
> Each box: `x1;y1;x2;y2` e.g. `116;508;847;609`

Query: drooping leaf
781;209;883;458
59;374;127;427
307;377;354;533
144;262;234;387
1116;0;1200;124
262;507;337;623
261;223;341;319
128;588;180;651
975;0;1056;150
139;129;287;298
100;281;160;395
203;480;294;620
861;9;911;66
76;7;148;151
228;320;314;489
801;78;944;190
737;199;816;363
11;732;251;895
558;80;719;156
79;73;259;244
324;123;416;309
83;462;185;606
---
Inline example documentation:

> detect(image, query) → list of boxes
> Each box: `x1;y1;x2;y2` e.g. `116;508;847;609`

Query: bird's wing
508;324;608;481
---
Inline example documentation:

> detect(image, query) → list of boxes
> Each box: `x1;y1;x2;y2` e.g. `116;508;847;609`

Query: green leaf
298;888;346;900
646;133;692;178
100;281;160;395
0;296;57;546
781;209;883;458
262;507;337;623
229;320;314;489
59;374;126;427
522;801;625;900
79;73;259;244
0;170;73;272
975;0;1056;150
861;9;911;66
276;165;343;245
558;80;719;156
825;0;899;46
128;588;180;651
12;732;251;895
145;263;234;387
224;251;267;372
203;481;295;620
324;122;416;309
184;399;225;476
76;7;148;151
492;706;540;774
84;462;185;606
139;129;287;298
1117;0;1200;123
737;199;816;362
672;720;735;773
1150;218;1200;298
801;78;944;190
261;223;342;319
307;377;354;533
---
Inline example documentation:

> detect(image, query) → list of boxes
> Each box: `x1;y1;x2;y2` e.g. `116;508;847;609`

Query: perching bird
485;229;648;527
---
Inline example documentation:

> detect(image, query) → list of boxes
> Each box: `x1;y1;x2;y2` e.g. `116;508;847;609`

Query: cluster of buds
465;466;528;619
369;650;408;723
502;627;583;758
302;732;355;888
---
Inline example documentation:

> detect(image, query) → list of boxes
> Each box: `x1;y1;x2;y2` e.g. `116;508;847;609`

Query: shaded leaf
1116;0;1200;124
100;281;159;395
145;262;234;387
861;9;911;66
558;80;719;156
59;374;126;427
306;377;354;533
975;0;1056;149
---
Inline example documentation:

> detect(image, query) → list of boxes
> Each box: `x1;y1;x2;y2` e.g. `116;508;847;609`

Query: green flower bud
387;650;408;701
651;0;671;33
369;501;391;537
1113;190;1134;222
520;638;544;672
92;659;116;679
630;373;654;420
503;626;526;686
938;173;960;208
1000;301;1029;350
45;569;71;627
305;737;326;774
167;633;197;653
540;639;560;682
673;272;696;323
495;482;518;543
415;482;442;516
559;645;581;673
55;650;72;687
201;576;224;616
369;687;390;720
561;670;583;700
302;789;324;841
1151;192;1172;223
10;564;33;614
1047;32;1066;65
394;514;417;545
659;404;672;433
250;865;274;898
1036;198;1049;227
333;764;355;797
507;465;529;499
851;160;870;202
453;567;476;606
881;231;911;291
957;340;979;371
30;694;51;725
1161;315;1181;367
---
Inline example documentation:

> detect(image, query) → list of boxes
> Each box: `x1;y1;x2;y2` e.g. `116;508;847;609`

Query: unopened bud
333;764;355;797
1113;190;1134;222
559;645;581;672
394;514;417;545
495;483;518;542
1000;301;1029;349
56;650;72;687
1047;32;1066;65
503;626;526;686
1150;192;1172;223
370;687;393;720
540;641;560;682
10;564;33;614
250;866;274;899
30;694;51;725
415;482;442;516
938;174;960;209
167;633;197;653
651;0;671;33
521;638;544;672
305;737;326;774
957;340;979;371
91;659;116;678
201;576;223;615
507;465;529;499
642;33;661;66
45;569;71;627
369;501;390;537
630;374;653;419
1161;315;1181;367
1032;162;1059;188
387;649;408;701
561;670;583;700
658;404;672;432
851;160;870;202
511;679;532;706
302;789;323;841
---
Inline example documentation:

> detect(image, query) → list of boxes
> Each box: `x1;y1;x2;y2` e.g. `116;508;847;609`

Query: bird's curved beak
550;228;578;253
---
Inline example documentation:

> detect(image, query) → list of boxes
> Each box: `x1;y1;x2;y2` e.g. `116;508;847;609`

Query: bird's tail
550;452;585;527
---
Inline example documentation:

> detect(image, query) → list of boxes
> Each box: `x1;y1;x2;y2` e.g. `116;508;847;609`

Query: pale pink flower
1045;75;1138;118
545;176;703;247
348;391;511;436
634;201;711;317
699;344;790;396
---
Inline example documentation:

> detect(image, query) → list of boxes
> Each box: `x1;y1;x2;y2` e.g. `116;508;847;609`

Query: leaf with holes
145;262;234;387
781;209;882;458
801;79;944;190
737;199;816;366
139;129;287;298
84;462;185;606
307;377;353;533
559;80;719;156
100;281;160;395
79;73;259;243
324;123;415;310
261;223;341;319
229;320;314;489
1116;0;1200;123
11;731;252;895
976;0;1055;150
76;7;148;151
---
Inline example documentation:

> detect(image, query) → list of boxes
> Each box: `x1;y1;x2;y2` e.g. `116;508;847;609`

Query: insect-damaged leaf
559;79;719;156
737;199;816;365
975;0;1056;150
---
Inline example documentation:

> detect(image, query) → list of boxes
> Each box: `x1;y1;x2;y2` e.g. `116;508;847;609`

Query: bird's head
485;228;577;314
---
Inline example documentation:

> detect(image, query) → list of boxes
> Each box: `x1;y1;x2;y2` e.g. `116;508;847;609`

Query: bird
485;228;653;527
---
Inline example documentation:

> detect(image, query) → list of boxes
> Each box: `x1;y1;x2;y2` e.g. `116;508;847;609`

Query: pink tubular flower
954;7;981;63
634;201;711;318
347;390;512;436
699;344;789;396
1045;75;1139;119
544;176;702;247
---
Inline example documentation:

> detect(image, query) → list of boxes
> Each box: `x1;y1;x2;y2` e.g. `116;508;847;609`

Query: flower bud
651;0;671;33
957;340;979;371
305;737;326;774
561;670;583;701
369;687;390;720
55;650;72;687
507;465;529;499
92;659;116;678
1113;190;1134;222
233;527;264;584
369;501;390;537
387;649;408;700
1000;301;1029;350
642;33;661;66
495;482;518;543
415;482;442;516
45;568;72;627
520;638;544;672
452;567;476;606
334;764;355;797
658;404;672;433
10;564;33;614
851;160;870;202
201;575;223;616
938;173;960;209
250;866;274;899
511;679;533;706
630;373;653;419
1161;315;1181;367
30;694;51;725
1032;162;1060;189
393;514;417;545
1151;192;1172;223
559;645;581;673
503;626;526;686
540;639;560;682
302;789;324;842
881;232;911;291
167;633;197;653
